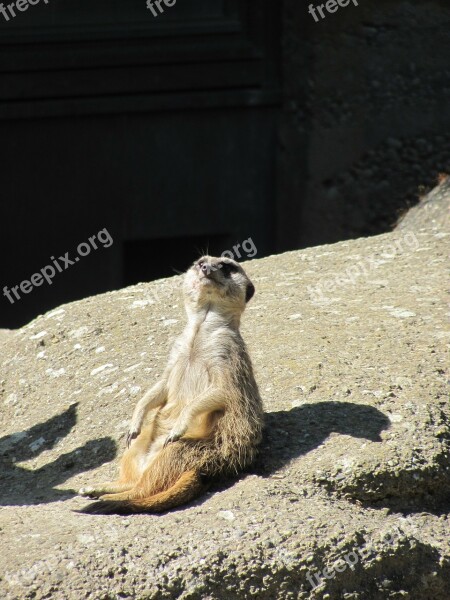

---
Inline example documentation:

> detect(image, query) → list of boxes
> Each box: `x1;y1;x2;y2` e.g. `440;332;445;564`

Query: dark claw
163;433;180;448
126;431;139;448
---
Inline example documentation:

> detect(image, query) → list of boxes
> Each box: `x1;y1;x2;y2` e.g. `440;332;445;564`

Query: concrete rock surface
0;182;449;599
0;330;12;345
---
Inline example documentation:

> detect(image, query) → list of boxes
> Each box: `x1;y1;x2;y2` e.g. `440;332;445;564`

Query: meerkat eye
219;262;239;276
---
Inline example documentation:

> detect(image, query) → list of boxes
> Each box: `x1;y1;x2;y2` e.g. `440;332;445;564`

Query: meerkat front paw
126;428;140;448
163;433;180;448
163;426;187;448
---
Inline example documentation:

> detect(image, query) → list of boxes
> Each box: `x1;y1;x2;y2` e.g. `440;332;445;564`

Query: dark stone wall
0;1;281;328
278;0;450;250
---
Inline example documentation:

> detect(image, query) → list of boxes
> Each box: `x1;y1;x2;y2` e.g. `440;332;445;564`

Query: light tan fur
79;256;263;513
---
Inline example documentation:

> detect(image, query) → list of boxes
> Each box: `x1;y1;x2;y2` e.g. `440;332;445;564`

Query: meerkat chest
166;330;231;403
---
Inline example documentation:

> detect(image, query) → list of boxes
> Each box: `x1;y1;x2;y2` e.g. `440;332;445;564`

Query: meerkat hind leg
82;470;206;513
79;482;134;498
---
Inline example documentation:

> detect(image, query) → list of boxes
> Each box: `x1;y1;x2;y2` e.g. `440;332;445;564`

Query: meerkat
79;255;263;513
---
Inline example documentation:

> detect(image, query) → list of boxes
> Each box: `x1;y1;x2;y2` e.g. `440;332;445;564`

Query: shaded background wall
278;0;450;249
1;0;449;328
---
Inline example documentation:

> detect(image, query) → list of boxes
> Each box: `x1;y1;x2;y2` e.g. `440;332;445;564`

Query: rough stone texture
397;175;450;233
0;330;12;345
0;182;449;599
279;0;450;249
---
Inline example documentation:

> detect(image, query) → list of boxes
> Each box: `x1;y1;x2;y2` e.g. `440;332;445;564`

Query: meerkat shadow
0;403;117;506
158;401;391;508
254;401;390;476
182;402;390;507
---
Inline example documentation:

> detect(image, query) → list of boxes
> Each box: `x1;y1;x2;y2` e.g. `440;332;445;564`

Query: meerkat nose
200;263;212;276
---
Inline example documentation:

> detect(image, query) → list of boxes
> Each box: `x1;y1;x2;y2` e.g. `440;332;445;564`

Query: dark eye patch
219;261;239;276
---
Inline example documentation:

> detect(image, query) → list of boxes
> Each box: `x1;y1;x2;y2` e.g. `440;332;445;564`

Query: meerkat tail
130;470;207;512
78;470;207;515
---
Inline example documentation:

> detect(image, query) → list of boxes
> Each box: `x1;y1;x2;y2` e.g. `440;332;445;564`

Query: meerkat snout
185;255;255;309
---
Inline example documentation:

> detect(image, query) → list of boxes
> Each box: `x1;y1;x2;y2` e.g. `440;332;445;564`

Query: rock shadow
0;403;117;506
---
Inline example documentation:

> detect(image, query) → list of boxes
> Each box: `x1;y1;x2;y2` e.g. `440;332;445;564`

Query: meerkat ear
245;282;255;303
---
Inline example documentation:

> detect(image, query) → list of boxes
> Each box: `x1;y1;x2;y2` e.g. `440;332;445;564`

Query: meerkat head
183;255;255;317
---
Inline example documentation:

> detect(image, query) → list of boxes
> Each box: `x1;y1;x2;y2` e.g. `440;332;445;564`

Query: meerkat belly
139;407;214;471
161;353;218;438
187;409;223;439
